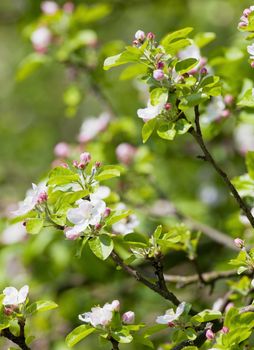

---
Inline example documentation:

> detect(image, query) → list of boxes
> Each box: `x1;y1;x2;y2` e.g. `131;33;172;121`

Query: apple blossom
54;142;70;158
234;123;254;154
2;285;29;306
78;112;111;143
206;329;215;340
112;204;139;235
31;27;51;53
224;94;234;105
66;197;106;235
80;152;91;164
116;143;137;165
122;311;135;324
64;227;81;240
1;222;27;245
63;2;74;13
13;182;48;217
234;238;244;248
78;300;120;327
135;30;145;42
137;99;165;122
147;32;155;40
41;1;59;15
201;97;226;123
156;302;186;324
153;69;164;81
221;326;229;334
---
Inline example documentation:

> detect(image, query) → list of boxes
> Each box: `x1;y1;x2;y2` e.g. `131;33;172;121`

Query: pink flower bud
135;30;146;42
167;322;175;327
153;69;164;81
72;160;79;168
206;329;215;340
116;143;137;165
234;238;244;248
95;161;102;168
200;67;208;75
147;32;155;40
200;57;207;67
221;109;230;118
41;1;59;15
224;94;234;105
164;103;172;111
80;152;91;163
132;40;139;46
221;326;229;334
54;142;70;158
77;161;86;169
37;192;48;204
104;207;111;218
243;8;252;17
251;61;254;68
239;21;247;28
95;223;102;230
122;311;135;324
31;27;51;53
111;300;120;312
64;227;80;240
4;306;14;316
63;2;74;13
157;61;164;69
60;162;69;168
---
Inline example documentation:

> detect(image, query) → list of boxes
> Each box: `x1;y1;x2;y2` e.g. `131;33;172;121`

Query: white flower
3;285;29;306
137;99;165;122
31;27;51;51
67;198;106;235
156;302;186;324
135;30;145;41
234;123;254;154
112;203;139;235
13;182;48;217
90;186;111;201
201;97;226;123
78;112;111;143
178;44;201;61
79;300;118;327
41;1;59;15
247;44;254;59
1;222;27;245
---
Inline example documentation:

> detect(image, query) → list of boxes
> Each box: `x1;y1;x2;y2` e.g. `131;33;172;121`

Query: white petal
176;302;186;317
3;287;18;305
67;208;85;225
17;285;29;304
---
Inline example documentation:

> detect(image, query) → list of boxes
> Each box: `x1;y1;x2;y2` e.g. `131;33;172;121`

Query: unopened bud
243;8;251;17
167;322;175;327
95;223;102;230
80;152;91;163
234;238;244;248
132;40;139;46
147;32;155;40
251;61;254;68
205;329;215;340
153;69;164;81
221;326;229;334
104;207;111;218
54;142;70;158
77;162;86;169
221;109;230;118
239;22;247;28
63;2;74;13
4;307;14;316
95;161;102;168
164;103;172;111
224;94;234;105
37;192;48;204
200;67;208;75
122;311;135;324
111;300;120;312
73;160;79;168
157;61;164;69
64;227;80;240
135;30;146;42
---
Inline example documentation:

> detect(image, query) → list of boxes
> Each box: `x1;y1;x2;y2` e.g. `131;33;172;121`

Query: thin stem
109;337;120;350
189;105;254;228
1;322;30;350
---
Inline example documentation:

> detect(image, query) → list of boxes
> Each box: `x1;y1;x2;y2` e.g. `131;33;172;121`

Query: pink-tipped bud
234;238;244;248
116;143;137;165
64;227;80;240
54;142;70;158
95;161;102;168
37;192;48;204
243;8;252;17
80;152;91;163
63;2;74;13
221;109;230;118
41;1;59;15
153;69;164;81
147;32;155;40
122;311;135;324
221;326;229;334
95;223;102;230
200;57;207;67
224;94;234;105
200;67;208;75
4;306;14;316
251;61;254;68
206;329;215;340
164;103;172;111
167;322;175;327
72;160;79;168
157;61;164;69
239;21;248;28
104;207;111;218
135;30;146;42
132;40;139;46
77;161;86;169
111;300;120;312
60;162;69;168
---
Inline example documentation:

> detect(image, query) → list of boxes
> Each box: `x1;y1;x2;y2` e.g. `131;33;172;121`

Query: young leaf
26;300;58;315
191;309;221;323
66;325;95;347
142;118;157;143
26;218;44;234
175;58;198;74
89;235;114;260
161;27;193;46
157;123;176;140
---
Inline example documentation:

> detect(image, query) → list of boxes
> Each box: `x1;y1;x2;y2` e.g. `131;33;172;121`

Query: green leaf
238;89;254;108
48;167;79;186
194;32;216;48
153;225;162;240
175;58;198;74
142;118;157;143
89;235;114;260
65;325;95;347
120;63;147;80
165;39;192;55
106;210;132;225
150;88;168;106
157;123;176;140
16;53;50;81
178;93;208;110
161;27;193;47
191;309;221;323
26;300;58;315
103;49;141;71
26;218;44;234
175;119;192;134
96;166;122;181
64;85;82;107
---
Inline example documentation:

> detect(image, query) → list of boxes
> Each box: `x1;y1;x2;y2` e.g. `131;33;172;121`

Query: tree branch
189;105;254;228
1;319;30;350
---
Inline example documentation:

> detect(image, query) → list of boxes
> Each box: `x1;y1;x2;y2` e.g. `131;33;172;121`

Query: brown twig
1;319;30;350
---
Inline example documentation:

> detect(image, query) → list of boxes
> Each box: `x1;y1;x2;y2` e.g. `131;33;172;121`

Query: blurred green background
1;0;254;349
